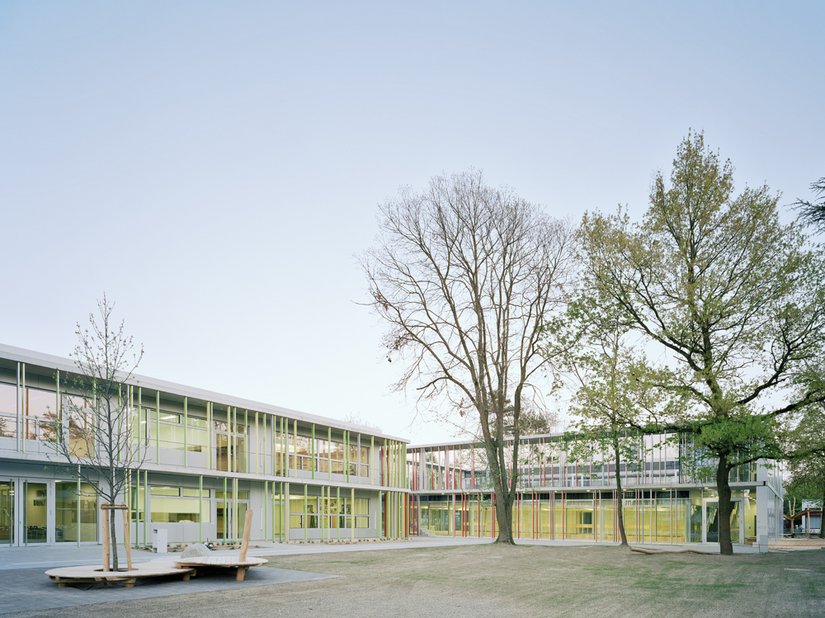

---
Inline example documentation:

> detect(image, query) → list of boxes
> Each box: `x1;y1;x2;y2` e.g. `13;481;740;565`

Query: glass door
703;499;743;544
23;481;48;544
0;481;13;545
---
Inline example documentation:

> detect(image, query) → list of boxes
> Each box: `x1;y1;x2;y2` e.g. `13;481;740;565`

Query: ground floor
0;462;407;549
410;484;783;546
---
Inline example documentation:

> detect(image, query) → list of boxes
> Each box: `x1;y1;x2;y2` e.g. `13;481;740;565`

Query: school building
0;343;783;551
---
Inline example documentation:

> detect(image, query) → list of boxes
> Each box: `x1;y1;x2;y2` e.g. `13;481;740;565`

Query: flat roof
409;433;563;449
0;342;407;442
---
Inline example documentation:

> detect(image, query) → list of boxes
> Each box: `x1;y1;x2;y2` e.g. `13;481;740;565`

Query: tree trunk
109;505;119;571
486;444;515;544
613;436;628;547
716;454;734;556
494;490;515;544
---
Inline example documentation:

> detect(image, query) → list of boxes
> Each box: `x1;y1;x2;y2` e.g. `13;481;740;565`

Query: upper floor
0;344;407;490
408;432;777;494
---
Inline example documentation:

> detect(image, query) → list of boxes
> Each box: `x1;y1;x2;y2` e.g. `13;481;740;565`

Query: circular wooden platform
174;556;268;581
46;560;195;588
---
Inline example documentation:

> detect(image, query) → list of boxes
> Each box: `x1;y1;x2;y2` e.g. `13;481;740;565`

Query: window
149;486;209;523
25;388;58;442
316;437;346;474
56;481;97;542
287;495;370;529
294;435;312;471
158;411;185;451
0;382;16;438
215;417;247;473
187;416;209;453
63;394;93;457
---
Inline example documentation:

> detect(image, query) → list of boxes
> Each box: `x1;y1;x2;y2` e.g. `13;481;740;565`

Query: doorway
0;479;52;546
216;492;249;541
0;480;13;545
702;498;744;544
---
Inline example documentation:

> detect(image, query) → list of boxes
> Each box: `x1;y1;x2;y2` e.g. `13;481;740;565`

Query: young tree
580;133;825;555
364;171;575;544
556;297;673;547
53;295;145;570
794;177;825;233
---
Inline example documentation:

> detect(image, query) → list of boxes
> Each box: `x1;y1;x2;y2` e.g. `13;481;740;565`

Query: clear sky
1;1;823;444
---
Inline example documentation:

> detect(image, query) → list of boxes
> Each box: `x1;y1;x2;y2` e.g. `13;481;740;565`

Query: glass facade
288;495;370;529
0;352;409;547
414;488;757;544
409;435;769;546
0;371;410;487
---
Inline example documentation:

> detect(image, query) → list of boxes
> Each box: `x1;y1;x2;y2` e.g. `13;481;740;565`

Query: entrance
0;479;51;546
702;498;744;544
216;491;249;541
0;481;12;545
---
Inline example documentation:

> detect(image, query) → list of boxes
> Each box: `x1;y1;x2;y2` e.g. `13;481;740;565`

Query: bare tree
364;171;575;543
53;295;145;570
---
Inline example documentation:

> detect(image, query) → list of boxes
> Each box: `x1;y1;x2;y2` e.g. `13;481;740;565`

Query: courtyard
3;541;824;617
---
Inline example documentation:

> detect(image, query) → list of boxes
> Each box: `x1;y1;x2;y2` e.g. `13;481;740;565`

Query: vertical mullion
55;370;61;446
183;397;188;468
207;402;213;469
336;486;341;541
20;363;25;453
143;470;148;545
283;481;289;543
76;475;81;547
223;476;228;541
233;477;238;542
155;391;160;462
293;420;297;476
198;475;203;543
229;407;234;474
255;412;260;474
344;430;349;483
136;467;141;547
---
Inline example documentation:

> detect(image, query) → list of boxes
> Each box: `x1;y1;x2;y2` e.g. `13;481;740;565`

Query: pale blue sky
1;1;823;443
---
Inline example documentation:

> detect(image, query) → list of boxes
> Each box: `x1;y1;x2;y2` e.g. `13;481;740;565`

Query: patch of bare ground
15;544;825;617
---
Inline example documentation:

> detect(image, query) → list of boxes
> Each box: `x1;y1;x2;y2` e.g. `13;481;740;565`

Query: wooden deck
46;560;195;588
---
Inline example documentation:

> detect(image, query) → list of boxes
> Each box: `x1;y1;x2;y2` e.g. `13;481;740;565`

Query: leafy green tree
364;171;575;544
580;133;825;555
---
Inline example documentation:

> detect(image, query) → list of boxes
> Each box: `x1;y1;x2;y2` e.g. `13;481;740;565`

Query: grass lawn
27;544;825;617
